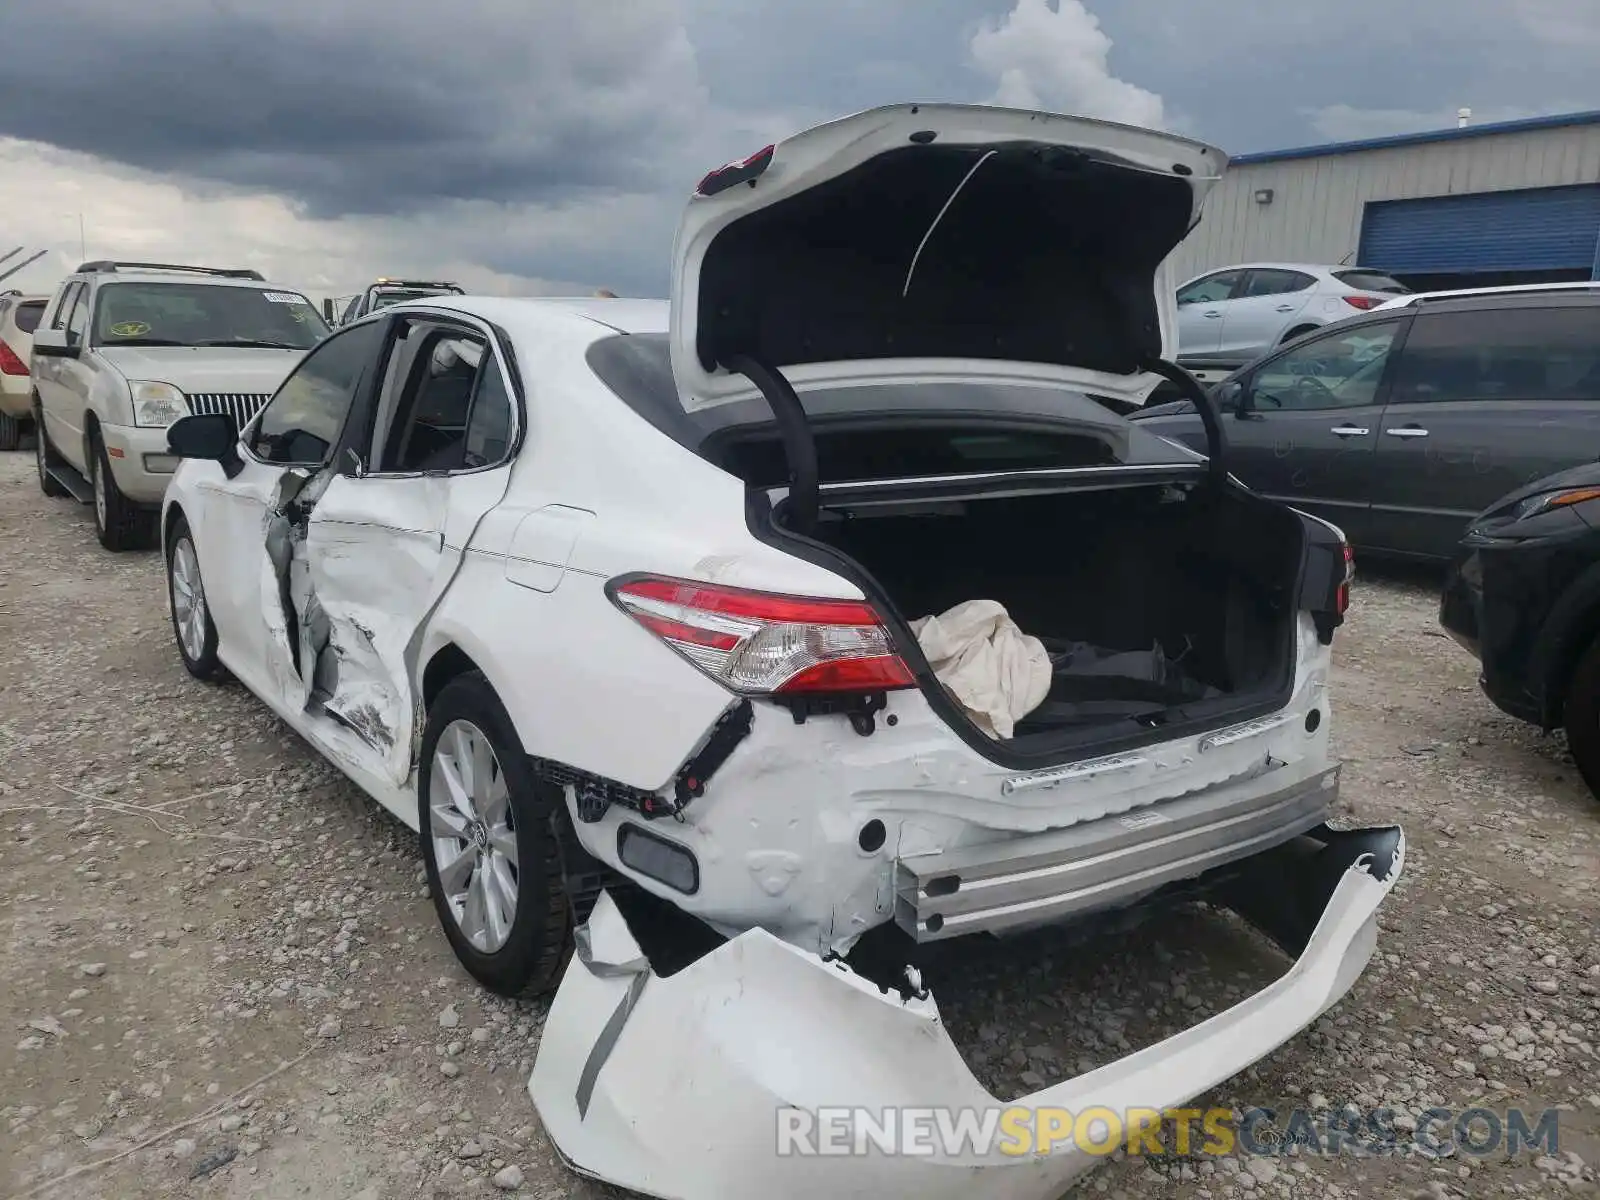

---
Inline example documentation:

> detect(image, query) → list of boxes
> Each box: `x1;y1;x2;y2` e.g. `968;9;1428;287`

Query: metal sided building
1171;110;1600;291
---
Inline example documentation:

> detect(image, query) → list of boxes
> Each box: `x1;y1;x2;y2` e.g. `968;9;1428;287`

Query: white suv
30;262;328;550
156;106;1402;1200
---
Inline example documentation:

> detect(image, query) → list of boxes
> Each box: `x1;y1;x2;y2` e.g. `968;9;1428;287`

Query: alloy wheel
429;719;519;953
91;451;107;531
169;536;209;663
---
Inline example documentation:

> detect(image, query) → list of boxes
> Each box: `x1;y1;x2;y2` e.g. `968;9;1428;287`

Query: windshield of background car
587;331;1198;485
371;289;447;310
91;282;328;349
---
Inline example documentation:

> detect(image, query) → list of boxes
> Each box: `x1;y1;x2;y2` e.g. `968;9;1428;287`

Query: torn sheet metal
257;463;515;790
531;827;1403;1200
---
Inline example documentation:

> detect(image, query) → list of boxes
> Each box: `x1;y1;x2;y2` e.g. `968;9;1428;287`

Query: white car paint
671;104;1226;413
534;837;1402;1200
158;105;1399;1200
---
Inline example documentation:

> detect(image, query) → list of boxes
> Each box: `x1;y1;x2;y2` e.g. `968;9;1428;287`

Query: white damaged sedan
160;103;1402;1199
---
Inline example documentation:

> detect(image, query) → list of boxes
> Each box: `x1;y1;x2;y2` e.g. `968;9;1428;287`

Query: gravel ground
2;447;1597;1199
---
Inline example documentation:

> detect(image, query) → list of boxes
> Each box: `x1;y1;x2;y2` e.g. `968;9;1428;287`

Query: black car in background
1132;290;1600;561
1439;462;1600;799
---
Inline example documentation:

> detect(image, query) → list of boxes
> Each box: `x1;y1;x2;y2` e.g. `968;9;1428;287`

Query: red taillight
611;575;916;695
1342;295;1383;311
0;340;26;376
1336;542;1355;615
695;144;776;197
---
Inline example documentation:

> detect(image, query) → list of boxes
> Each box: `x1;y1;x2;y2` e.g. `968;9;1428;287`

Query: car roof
1397;290;1600;314
1189;263;1377;275
1375;281;1600;310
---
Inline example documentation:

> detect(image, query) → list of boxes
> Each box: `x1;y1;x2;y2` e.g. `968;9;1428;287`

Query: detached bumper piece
529;824;1404;1200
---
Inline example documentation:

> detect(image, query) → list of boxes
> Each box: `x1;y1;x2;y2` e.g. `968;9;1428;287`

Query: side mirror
1213;380;1243;412
31;327;76;359
168;413;241;472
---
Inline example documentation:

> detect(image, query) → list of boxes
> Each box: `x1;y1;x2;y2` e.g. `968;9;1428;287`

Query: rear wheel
1563;635;1600;801
33;399;67;497
88;431;154;551
1280;323;1319;345
419;673;572;997
0;411;22;452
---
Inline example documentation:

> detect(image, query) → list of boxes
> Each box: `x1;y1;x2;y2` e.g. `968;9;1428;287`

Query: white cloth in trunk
909;600;1051;739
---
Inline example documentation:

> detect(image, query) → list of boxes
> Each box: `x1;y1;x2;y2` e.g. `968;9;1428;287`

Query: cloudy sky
2;0;1595;301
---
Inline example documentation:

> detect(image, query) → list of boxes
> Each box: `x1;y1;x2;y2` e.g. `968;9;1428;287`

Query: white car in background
30;262;328;549
1175;262;1410;376
156;104;1401;1200
0;291;48;450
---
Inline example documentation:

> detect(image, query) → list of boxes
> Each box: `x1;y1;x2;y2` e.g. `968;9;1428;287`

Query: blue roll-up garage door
1359;184;1600;275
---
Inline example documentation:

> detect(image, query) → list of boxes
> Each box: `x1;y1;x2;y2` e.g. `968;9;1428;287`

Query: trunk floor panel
809;481;1304;742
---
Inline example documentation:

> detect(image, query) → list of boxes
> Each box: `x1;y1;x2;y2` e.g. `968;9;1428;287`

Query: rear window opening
1333;270;1409;295
585;331;1195;485
708;422;1117;487
13;301;45;335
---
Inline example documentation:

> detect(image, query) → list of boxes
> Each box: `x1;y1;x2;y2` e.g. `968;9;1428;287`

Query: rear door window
365;318;515;474
1389;307;1600;403
1241;269;1316;297
13;301;45;334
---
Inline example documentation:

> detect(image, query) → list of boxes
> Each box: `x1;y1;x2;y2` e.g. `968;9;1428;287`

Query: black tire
165;515;223;681
1563;635;1600;801
87;430;155;551
418;673;572;997
1280;324;1319;345
33;399;67;497
0;410;22;452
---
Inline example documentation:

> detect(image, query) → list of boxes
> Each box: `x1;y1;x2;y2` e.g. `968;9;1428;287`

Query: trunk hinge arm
720;353;820;535
1139;358;1228;487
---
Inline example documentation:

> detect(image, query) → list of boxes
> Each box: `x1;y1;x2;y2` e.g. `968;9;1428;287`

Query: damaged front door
290;313;520;786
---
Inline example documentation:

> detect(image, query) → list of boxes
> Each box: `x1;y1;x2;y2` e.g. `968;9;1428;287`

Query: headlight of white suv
130;381;189;428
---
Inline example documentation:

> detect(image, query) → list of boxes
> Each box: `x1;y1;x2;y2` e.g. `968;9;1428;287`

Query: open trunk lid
669;103;1227;413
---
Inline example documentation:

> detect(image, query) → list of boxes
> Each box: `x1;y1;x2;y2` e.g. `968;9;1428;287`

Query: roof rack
75;261;267;282
370;278;464;292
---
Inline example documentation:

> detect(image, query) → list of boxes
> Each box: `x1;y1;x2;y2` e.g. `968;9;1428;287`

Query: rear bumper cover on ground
530;823;1404;1200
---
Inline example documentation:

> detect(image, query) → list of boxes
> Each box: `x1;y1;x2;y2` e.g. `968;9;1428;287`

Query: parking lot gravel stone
1;449;1596;1198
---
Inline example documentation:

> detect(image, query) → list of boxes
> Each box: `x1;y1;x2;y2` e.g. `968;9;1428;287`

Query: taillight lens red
1336;542;1354;615
0;340;27;376
610;575;916;695
1342;295;1383;311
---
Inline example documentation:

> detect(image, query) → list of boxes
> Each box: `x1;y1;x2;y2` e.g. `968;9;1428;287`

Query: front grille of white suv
186;392;272;429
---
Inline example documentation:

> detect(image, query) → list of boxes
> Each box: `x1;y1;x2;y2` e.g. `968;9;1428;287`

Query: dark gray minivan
1132;289;1600;561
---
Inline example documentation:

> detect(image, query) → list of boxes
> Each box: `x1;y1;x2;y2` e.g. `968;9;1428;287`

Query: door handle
1330;425;1369;437
1385;426;1429;438
1275;304;1296;312
1204;310;1222;318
